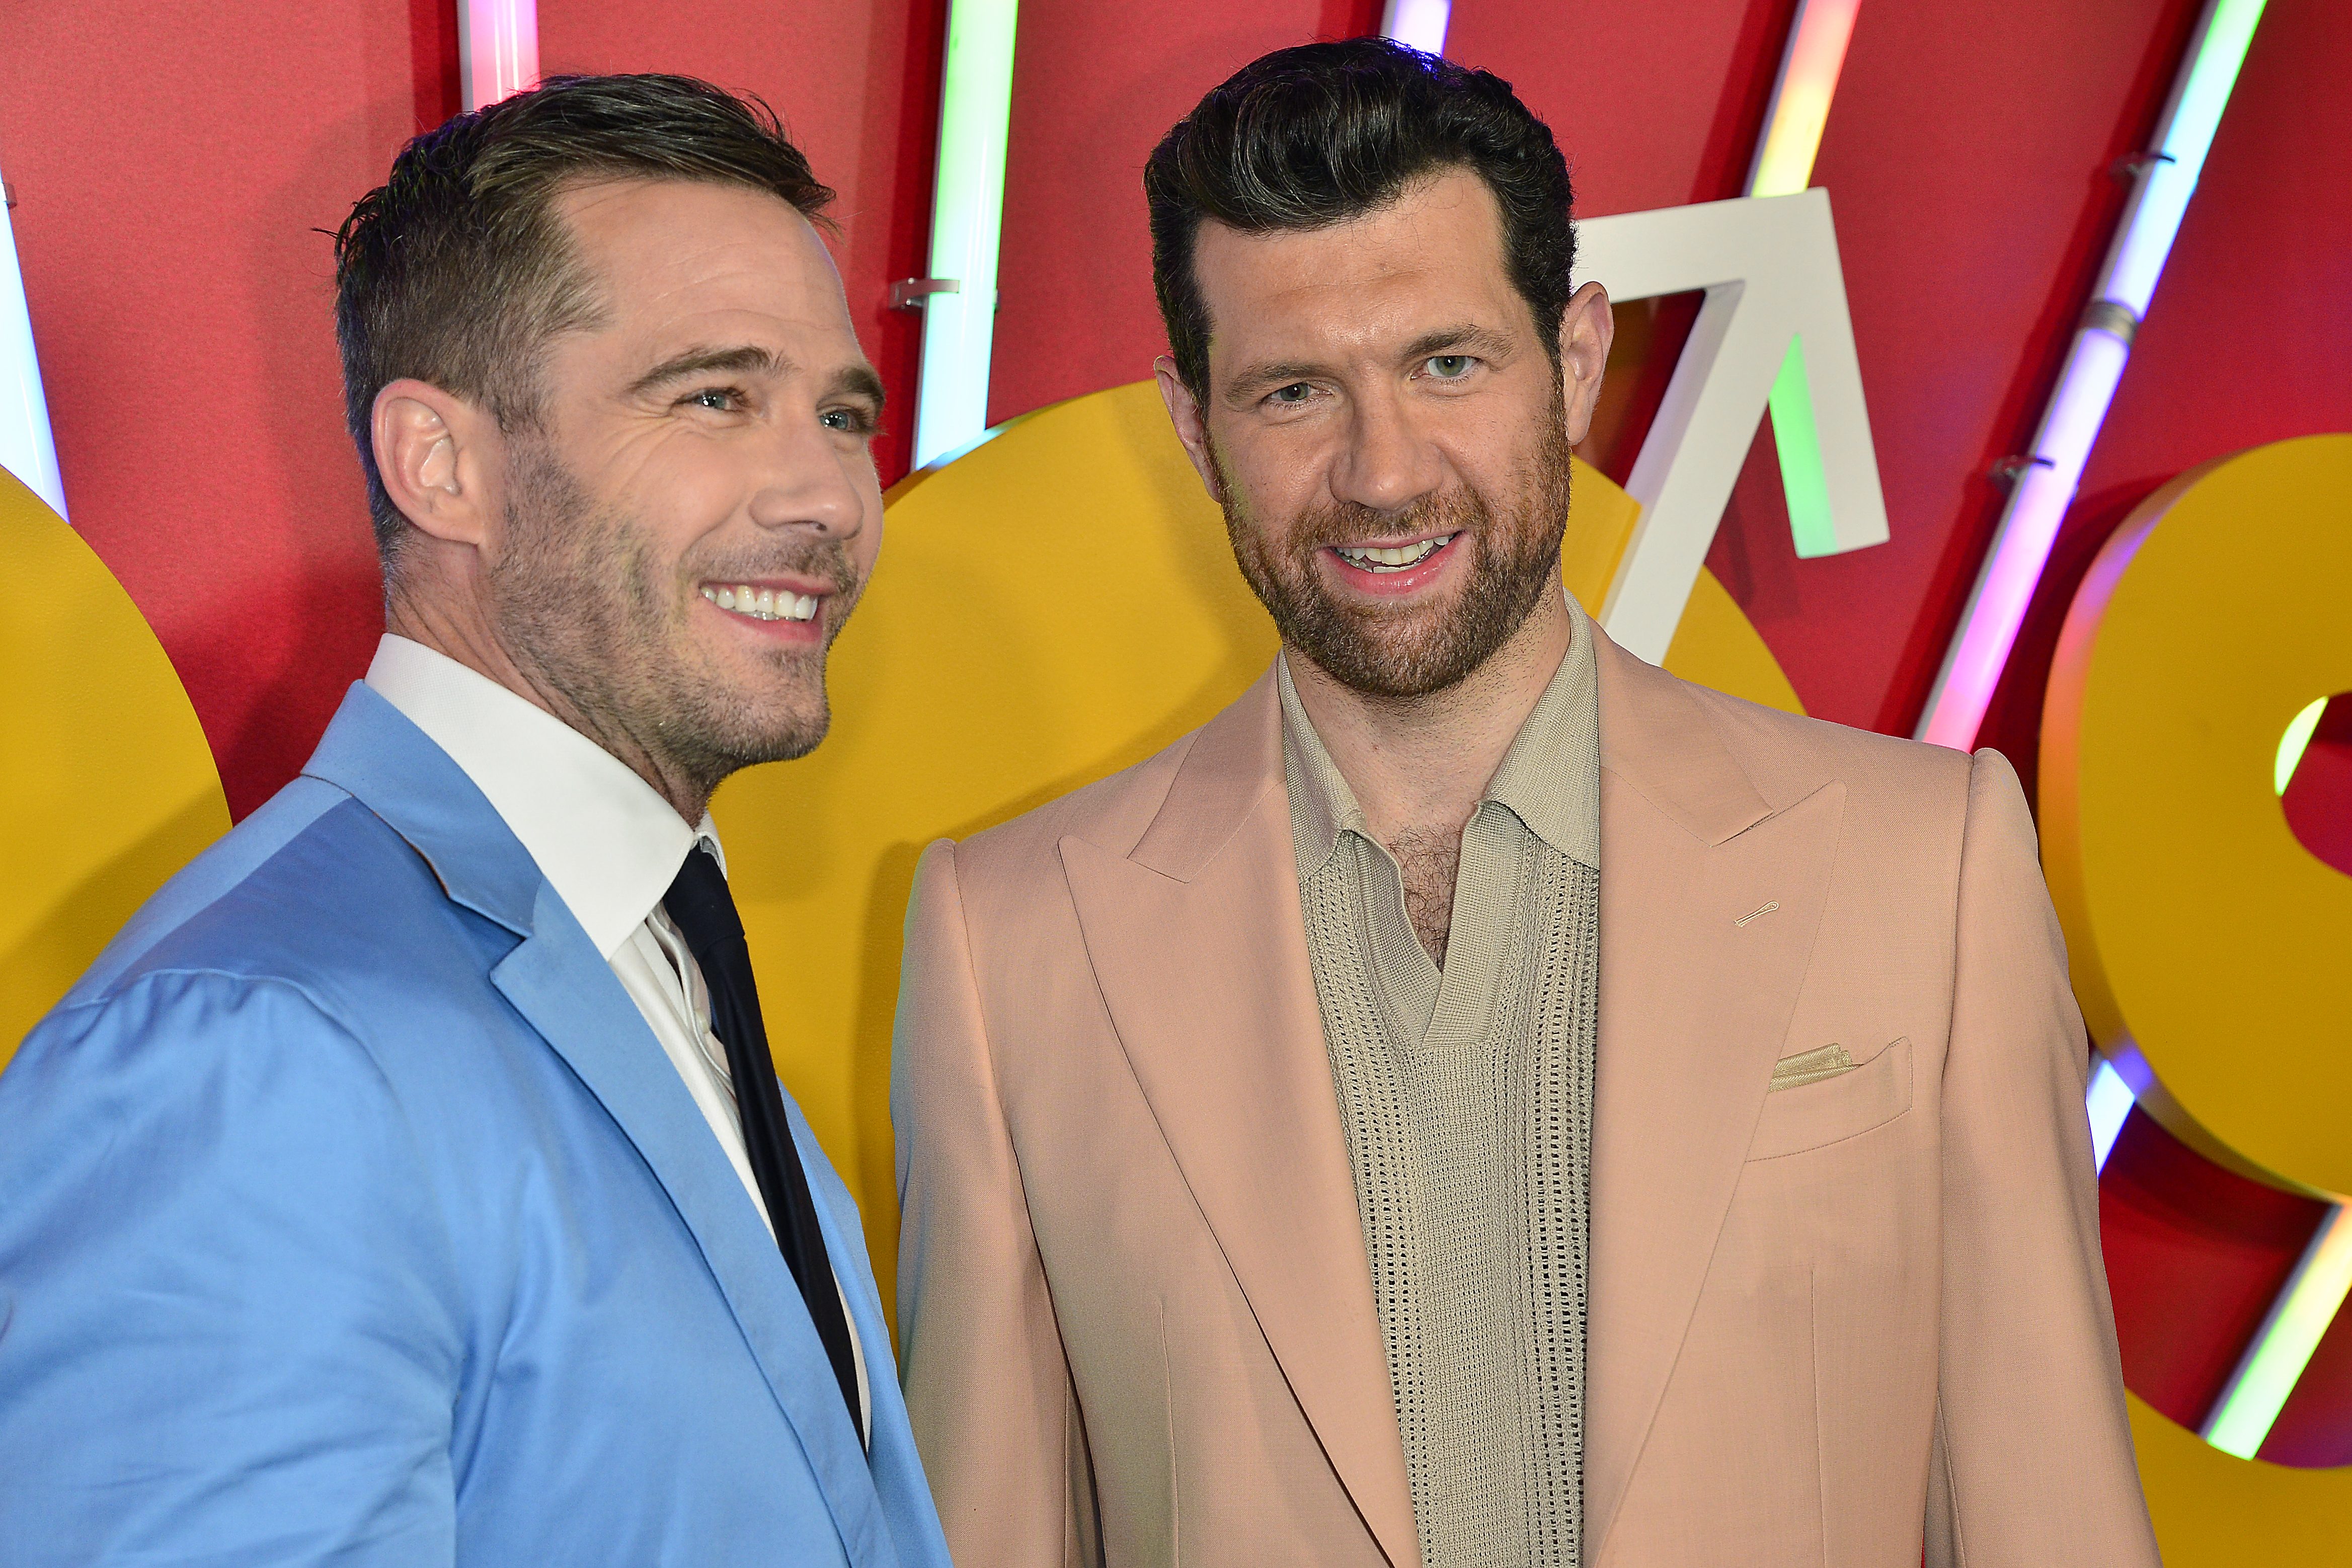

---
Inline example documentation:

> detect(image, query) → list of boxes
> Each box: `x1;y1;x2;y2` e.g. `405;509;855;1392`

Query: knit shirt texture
1278;598;1602;1568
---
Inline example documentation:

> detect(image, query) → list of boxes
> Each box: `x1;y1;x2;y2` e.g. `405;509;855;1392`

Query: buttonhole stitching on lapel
1735;900;1780;927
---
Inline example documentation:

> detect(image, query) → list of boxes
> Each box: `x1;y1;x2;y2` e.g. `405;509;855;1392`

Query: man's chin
1288;635;1466;700
661;678;834;779
734;708;832;767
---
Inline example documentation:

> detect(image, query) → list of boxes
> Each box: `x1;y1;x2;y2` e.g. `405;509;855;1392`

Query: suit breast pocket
1746;1037;1913;1161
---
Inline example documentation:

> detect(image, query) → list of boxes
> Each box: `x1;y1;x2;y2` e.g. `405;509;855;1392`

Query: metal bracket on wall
890;278;962;311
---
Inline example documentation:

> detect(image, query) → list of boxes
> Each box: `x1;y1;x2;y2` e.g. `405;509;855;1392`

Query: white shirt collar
364;635;721;961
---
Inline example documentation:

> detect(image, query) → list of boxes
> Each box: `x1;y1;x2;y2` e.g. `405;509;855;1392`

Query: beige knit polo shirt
1278;593;1602;1568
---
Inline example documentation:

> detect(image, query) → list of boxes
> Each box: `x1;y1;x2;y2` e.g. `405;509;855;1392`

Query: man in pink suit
892;38;2158;1568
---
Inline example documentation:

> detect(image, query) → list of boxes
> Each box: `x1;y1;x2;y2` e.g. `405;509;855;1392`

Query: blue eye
1426;355;1474;379
1270;382;1314;405
686;388;737;412
820;407;876;435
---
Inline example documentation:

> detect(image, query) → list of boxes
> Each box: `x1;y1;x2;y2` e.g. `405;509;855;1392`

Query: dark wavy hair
333;73;834;570
1144;38;1576;400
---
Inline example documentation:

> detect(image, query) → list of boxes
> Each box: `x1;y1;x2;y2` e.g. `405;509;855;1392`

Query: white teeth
1337;533;1453;571
705;584;822;622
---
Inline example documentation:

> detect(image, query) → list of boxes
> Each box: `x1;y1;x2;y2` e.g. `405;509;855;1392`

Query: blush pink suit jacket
892;626;2159;1568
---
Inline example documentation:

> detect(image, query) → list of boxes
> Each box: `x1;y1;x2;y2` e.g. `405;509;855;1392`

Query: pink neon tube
1919;327;2130;750
459;0;540;113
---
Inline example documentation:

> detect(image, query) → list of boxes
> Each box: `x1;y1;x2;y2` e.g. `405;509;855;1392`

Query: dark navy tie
663;842;864;1439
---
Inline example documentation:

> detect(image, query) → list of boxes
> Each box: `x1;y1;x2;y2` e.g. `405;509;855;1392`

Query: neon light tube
2276;697;2325;794
1381;0;1452;56
1746;0;1862;200
1766;337;1836;558
0;155;66;519
2204;1204;2352;1459
458;0;539;113
1919;324;2131;750
1744;0;1861;559
1915;0;2267;751
2086;1057;2136;1174
911;0;1020;469
2106;0;2265;318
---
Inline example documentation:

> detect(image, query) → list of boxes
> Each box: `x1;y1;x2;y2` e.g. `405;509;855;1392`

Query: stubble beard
1216;398;1575;701
488;439;863;807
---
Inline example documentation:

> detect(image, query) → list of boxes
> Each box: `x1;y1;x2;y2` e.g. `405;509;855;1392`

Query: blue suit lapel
301;685;896;1565
489;915;895;1566
790;1097;947;1568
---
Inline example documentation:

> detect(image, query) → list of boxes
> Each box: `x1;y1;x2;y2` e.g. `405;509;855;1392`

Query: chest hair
1389;822;1465;969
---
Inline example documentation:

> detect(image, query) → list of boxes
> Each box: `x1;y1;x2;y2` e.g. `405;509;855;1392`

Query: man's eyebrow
625;346;886;413
623;345;787;400
1397;323;1518;363
826;364;887;411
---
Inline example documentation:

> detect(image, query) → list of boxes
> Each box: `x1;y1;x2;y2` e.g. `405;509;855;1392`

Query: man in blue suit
0;75;952;1566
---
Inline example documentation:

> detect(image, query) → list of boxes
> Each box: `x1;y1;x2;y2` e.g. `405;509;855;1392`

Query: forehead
552;177;856;347
1190;168;1527;366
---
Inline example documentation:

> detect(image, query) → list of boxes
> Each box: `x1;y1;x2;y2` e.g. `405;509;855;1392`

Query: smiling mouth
701;583;819;623
1330;533;1459;572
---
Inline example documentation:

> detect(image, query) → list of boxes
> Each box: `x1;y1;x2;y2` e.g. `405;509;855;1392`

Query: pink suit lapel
1059;669;1421;1568
1581;630;1844;1560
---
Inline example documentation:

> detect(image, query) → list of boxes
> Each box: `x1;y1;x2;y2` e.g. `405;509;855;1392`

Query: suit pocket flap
1747;1037;1912;1161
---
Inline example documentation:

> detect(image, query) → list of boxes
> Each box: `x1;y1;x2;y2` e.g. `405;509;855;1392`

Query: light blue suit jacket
0;686;954;1567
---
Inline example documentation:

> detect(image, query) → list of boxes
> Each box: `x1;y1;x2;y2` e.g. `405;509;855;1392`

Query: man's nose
1329;385;1443;517
746;416;869;537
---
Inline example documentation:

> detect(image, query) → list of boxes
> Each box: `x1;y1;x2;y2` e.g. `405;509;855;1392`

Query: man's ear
1153;354;1224;503
371;378;501;546
1555;281;1616;447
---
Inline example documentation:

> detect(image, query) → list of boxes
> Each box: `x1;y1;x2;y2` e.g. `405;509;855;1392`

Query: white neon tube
2086;1056;2136;1174
1381;0;1452;56
0;155;66;519
911;0;1020;469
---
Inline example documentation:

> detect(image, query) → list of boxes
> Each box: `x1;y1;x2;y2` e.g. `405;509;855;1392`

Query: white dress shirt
365;635;870;1439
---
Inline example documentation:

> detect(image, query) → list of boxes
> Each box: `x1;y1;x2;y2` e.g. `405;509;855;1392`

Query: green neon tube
913;0;1020;468
2275;697;2325;795
1767;338;1836;558
2204;1205;2352;1460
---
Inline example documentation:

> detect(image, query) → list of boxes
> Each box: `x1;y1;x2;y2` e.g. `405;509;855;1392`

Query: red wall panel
985;0;1335;427
1;1;429;820
1446;0;1794;218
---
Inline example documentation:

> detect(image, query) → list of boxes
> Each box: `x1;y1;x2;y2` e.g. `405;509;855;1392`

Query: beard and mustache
485;439;864;801
468;384;1567;805
1216;391;1575;700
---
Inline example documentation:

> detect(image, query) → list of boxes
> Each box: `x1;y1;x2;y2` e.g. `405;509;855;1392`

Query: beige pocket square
1769;1042;1856;1091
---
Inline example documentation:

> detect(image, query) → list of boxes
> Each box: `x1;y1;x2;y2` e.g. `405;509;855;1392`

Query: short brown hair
1145;39;1575;401
333;73;834;568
